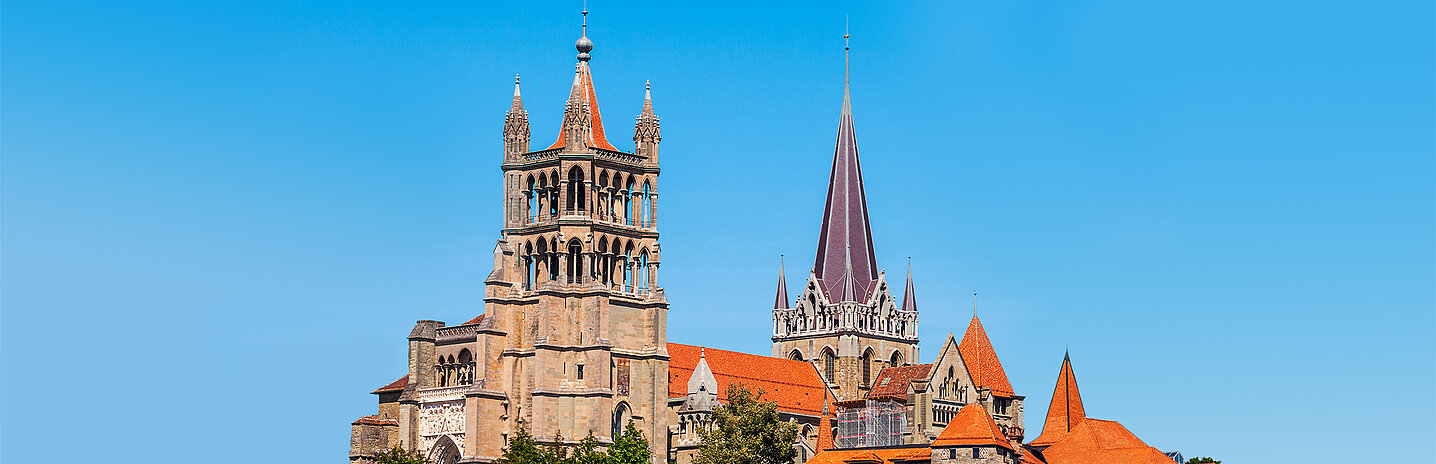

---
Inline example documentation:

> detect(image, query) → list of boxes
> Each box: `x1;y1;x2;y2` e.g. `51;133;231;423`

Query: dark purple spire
813;51;878;302
901;260;917;312
774;256;790;309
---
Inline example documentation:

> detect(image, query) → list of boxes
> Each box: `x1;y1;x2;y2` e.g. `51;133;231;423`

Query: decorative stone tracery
418;400;466;454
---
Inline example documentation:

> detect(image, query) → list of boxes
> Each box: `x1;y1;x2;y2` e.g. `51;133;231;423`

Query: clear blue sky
4;1;1432;462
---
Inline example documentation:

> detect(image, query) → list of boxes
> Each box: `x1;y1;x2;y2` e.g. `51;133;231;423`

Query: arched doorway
428;435;461;464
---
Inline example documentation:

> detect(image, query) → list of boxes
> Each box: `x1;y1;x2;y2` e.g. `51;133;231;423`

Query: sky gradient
4;1;1433;463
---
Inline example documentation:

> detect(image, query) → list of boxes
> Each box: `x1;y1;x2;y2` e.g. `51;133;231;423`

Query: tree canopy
1185;458;1221;464
694;383;801;464
495;421;651;464
375;445;430;464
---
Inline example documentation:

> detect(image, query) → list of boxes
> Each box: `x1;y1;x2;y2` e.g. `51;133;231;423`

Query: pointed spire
642;80;654;116
503;74;530;157
774;255;790;309
958;316;1015;397
634;80;661;162
813;30;878;302
1030;352;1086;448
547;9;615;152
901;258;917;311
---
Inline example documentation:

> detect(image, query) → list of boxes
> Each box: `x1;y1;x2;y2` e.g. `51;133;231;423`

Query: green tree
1186;458;1221;464
495;424;652;464
374;445;430;464
694;383;800;464
608;421;654;464
494;428;560;464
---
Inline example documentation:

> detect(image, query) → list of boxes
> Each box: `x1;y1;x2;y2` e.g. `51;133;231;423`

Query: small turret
634;80;661;163
503;75;529;159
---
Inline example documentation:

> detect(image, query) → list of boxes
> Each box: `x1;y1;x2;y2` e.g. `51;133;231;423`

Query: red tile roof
546;62;618;151
459;314;485;326
1040;419;1173;464
866;364;933;399
667;343;829;417
931;403;1014;450
1017;446;1044;464
890;448;930;462
1029;354;1085;448
958;316;1015;397
806;447;929;464
371;375;408;394
351;415;398;426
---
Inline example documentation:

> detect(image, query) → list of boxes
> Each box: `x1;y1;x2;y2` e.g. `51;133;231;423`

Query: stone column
649;193;658;228
559;180;571;215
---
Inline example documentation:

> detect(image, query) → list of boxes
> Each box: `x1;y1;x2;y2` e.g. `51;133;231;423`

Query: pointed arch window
861;349;874;388
641;181;652;227
822;349;836;384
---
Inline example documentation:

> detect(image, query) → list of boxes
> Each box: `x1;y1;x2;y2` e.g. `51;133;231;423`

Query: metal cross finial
973;291;978;317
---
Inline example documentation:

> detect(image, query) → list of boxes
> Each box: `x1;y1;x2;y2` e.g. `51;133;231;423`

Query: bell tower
472;9;670;463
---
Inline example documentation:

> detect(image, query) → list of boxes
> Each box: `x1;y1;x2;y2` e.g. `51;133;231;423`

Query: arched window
613;403;631;440
624;179;635;225
525;176;536;223
567;167;585;213
822;349;836;383
890;350;903;367
523;242;534;289
862;348;874;388
641;181;652;226
622;244;633;290
548;172;560;217
567;240;583;284
597;239;609;285
638;251;649;290
788;349;804;361
458;349;473;385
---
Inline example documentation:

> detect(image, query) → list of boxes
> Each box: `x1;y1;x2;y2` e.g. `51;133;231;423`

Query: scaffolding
835;398;906;449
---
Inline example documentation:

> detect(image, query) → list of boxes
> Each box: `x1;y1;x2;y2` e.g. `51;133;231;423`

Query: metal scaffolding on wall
835;398;906;449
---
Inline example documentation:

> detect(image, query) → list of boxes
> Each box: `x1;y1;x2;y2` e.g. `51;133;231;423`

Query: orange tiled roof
890;448;931;462
866;364;933;399
1040;418;1173;464
1029;354;1085;448
459;314;485;326
371;374;408;394
546;63;618;151
958;316;1015;397
1017;446;1045;464
806;447;930;464
931;403;1014;450
667;343;829;417
351;415;398;426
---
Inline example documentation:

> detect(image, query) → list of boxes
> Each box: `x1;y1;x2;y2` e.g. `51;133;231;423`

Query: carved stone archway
428;434;461;464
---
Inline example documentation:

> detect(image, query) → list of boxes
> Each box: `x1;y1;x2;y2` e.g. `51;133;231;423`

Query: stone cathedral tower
349;12;670;464
771;45;920;402
485;11;669;461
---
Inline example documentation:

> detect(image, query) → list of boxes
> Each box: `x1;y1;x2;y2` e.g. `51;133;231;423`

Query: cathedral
349;12;1182;464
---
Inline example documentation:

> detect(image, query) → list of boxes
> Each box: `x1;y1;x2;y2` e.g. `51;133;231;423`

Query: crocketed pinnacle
774;256;790;309
901;259;917;312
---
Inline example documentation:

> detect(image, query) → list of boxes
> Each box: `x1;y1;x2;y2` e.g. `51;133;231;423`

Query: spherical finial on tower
575;9;593;61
